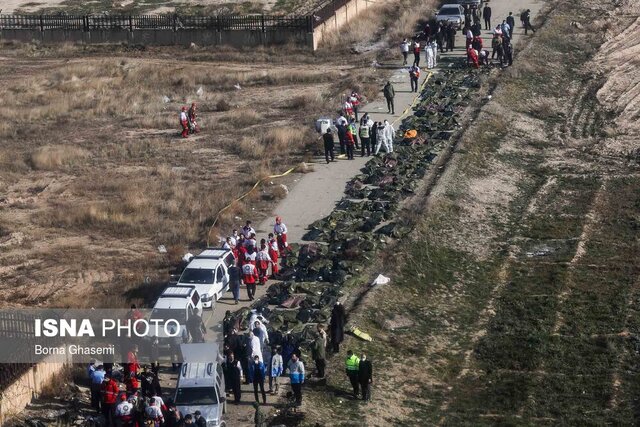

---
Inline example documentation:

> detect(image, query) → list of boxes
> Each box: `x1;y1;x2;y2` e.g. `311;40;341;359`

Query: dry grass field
0;43;383;309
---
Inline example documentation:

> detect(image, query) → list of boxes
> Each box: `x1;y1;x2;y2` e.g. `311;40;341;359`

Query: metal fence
0;14;313;32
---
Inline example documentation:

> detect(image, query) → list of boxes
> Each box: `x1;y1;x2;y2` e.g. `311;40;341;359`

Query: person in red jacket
125;371;140;394
256;240;273;285
244;245;257;266
274;216;289;254
179;106;189;138
242;262;259;301
468;46;479;68
267;233;279;277
101;373;119;426
126;345;140;378
237;239;248;268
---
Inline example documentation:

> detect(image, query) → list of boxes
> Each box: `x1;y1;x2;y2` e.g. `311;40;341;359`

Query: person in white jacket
383;120;395;153
430;40;438;68
249;330;263;362
425;42;434;69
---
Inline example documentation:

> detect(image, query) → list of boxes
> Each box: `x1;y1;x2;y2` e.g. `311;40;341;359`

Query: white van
177;249;235;309
174;343;226;427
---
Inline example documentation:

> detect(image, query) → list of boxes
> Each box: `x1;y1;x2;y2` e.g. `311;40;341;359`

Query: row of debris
230;62;487;353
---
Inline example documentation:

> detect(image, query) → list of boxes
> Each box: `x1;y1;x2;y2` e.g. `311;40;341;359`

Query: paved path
257;59;422;243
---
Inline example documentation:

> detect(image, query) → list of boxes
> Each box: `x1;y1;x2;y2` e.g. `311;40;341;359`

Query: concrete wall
0;354;71;426
0;28;314;49
312;0;377;49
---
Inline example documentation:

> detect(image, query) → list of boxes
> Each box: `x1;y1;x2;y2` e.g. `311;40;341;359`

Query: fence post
216;15;220;32
129;15;133;32
83;15;88;31
261;14;265;32
173;13;177;32
39;15;44;32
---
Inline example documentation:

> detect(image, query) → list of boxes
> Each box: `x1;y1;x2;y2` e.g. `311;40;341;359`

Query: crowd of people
87;356;207;427
221;297;374;411
322;109;397;163
399;5;536;72
220;217;289;303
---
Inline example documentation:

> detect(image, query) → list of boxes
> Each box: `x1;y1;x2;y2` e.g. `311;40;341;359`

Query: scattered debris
349;325;373;342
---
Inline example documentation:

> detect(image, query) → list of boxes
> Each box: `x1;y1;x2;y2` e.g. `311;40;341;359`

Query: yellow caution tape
392;71;433;127
206;166;296;246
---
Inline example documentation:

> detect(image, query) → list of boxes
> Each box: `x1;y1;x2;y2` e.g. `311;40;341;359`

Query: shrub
29;145;88;170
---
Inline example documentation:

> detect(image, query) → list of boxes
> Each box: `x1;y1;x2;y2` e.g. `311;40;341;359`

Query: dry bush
286;93;321;110
222;137;266;159
223;109;263;127
261;128;299;152
29;145;88;170
216;98;233;111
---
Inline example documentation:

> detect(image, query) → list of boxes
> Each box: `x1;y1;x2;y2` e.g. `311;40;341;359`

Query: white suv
175;343;226;427
177;249;235;309
149;285;203;345
436;4;465;29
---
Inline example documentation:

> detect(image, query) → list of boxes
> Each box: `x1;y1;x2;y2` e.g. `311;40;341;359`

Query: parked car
148;285;203;347
435;4;465;29
175;343;226;427
176;248;235;309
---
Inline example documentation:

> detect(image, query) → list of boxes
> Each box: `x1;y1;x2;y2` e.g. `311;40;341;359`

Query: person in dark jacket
435;25;445;53
187;309;206;343
504;40;514;66
523;9;536;34
323;128;335;163
483;4;492;30
446;24;456;52
506;12;515;38
250;356;267;404
358;353;373;401
383;82;395;114
223;310;235;339
223;352;242;404
228;262;241;304
330;302;346;353
194;410;207;427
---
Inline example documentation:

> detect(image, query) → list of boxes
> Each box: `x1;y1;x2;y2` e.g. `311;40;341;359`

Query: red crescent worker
180;106;189;138
267;233;279;277
256;239;273;285
468;46;479;68
242;261;259;301
274;216;289;254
